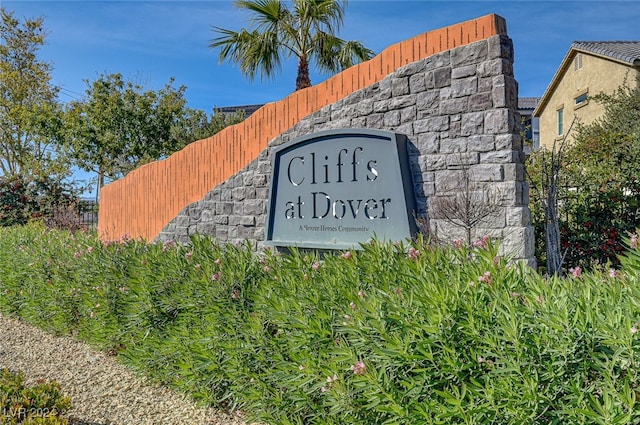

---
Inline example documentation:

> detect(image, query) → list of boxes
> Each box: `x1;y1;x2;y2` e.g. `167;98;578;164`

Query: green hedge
0;368;71;425
1;224;640;424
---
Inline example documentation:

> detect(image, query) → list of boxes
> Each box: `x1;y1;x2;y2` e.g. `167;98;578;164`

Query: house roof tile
518;97;540;110
572;41;640;65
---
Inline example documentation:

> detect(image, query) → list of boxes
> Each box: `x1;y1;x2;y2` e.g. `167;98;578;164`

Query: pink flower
321;386;328;393
350;302;357;310
609;269;618;278
478;271;492;284
212;272;222;281
185;252;193;260
74;251;82;258
631;233;639;249
474;235;490;249
162;239;175;251
453;238;465;248
342;251;352;260
358;290;366;298
570;267;582;278
312;261;321;271
119;286;127;292
350;361;367;375
214;258;222;265
87;246;94;253
231;289;240;299
298;364;305;371
407;247;420;260
326;374;338;383
632;326;638;334
263;265;271;272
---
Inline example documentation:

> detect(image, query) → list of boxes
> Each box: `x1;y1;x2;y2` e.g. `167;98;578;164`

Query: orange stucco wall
98;14;507;242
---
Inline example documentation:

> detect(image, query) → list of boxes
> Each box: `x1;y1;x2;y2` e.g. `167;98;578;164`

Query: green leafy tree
64;74;194;193
210;0;375;91
175;107;247;144
0;7;69;181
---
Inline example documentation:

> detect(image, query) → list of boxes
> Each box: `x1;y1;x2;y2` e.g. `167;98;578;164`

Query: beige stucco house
533;41;640;150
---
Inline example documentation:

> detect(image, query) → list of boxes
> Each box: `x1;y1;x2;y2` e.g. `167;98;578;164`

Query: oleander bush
0;368;71;425
1;224;640;424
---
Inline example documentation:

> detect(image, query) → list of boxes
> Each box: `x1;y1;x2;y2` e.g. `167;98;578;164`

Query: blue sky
2;0;640;193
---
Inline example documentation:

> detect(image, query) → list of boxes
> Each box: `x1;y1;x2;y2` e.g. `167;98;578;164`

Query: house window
574;53;583;71
557;108;564;136
575;91;588;107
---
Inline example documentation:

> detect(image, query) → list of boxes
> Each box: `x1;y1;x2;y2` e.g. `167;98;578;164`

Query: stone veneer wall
157;34;535;265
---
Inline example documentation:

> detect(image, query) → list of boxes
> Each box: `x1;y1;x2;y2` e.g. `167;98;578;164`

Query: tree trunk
296;56;311;91
545;182;563;275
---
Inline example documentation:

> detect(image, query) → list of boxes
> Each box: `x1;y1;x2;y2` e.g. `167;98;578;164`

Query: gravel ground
0;313;249;425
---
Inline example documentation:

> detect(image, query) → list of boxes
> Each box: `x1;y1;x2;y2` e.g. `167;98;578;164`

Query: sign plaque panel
265;129;418;249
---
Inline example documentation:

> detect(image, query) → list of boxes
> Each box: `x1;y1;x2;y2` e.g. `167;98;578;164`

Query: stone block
230;215;256;226
501;226;535;259
196;222;216;235
469;164;503;182
420;154;447;172
434;169;464;192
400;106;417;123
396;122;414;135
366;113;384;128
409;73;426;93
451;40;488;67
484;109;510;134
440;138;469;154
451;76;478;97
495;134;523;150
414;116;449;133
384;110;401;126
416;90;439;112
468;135;495;152
488;35;513;60
434;67;452;88
503;163;525;181
213;215;229;225
505;206;531;227
423;50;450;69
452;64;477;79
440;98;468;115
356;99;374;115
446;152;479;167
417;132;440;153
478;58;512;77
233;187;247;201
244;199;265;216
389;94;417;110
215;202;233;215
480;150;519;164
469;92;492;112
392;77;410;96
460;112;484;136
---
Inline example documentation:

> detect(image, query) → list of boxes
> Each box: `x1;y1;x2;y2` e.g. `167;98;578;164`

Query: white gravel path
0;313;249;425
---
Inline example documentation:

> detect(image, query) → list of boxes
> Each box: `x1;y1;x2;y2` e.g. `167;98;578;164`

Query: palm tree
210;0;374;91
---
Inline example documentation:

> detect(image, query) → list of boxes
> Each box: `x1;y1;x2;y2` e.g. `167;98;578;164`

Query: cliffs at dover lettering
283;147;391;220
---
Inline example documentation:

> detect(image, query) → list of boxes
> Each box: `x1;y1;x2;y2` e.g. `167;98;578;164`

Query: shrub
0;175;81;230
2;225;640;423
0;368;71;425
